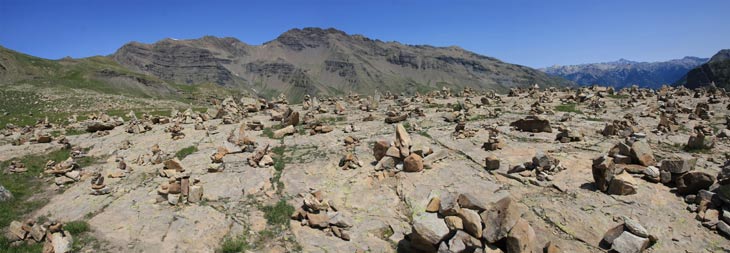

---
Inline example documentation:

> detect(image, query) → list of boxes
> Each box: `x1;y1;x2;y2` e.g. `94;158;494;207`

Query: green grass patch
260;199;295;227
0;149;71;229
218;235;250;253
555;103;582;114
64;220;90;235
175;145;198;160
0;237;44;253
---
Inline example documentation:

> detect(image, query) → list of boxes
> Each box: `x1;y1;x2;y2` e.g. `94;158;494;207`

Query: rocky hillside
542;57;707;88
678;49;730;89
112;28;570;101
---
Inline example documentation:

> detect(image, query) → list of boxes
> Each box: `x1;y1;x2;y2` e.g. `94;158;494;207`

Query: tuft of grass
260;199;295;227
175;145;198;160
64;220;90;235
0;237;44;253
555;103;582;114
219;235;250;253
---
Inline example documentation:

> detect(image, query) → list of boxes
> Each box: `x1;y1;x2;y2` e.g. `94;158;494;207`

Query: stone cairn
372;124;433;176
600;216;657;252
156;159;204;205
407;194;558;253
291;190;352;241
507;152;565;182
44;157;80;186
592;139;657;195
7;219;74;253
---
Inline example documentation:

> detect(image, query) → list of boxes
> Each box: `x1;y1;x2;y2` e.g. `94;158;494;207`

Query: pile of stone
165;123;185;140
372;124;433;173
90;172;111;195
6;219;73;252
134;144;169;165
83;113;124;133
6;160;27;173
358;96;379;112
342;123;360;133
408;194;553;253
602;120;636;137
291;191;352;241
35;132;52;143
530;101;553;114
600;216;657;253
210;146;229;164
125;119;152;134
279;108;300;127
307;123;334;135
384;113;408;124
246;120;264;131
690;102;712;120
248;145;274;168
686;125;715;150
157;173;204;205
592;139;657;195
213;97;245;123
655;113;678;133
44;157;80;186
338;153;362;170
510;115;552;133
481;128;504;151
453;121;477;139
508;152;565;181
555;126;583;143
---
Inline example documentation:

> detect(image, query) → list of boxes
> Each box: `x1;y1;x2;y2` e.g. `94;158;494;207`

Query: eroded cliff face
112;27;571;100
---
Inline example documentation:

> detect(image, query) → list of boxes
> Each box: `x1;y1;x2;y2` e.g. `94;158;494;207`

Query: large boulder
607;171;638;195
411;212;450;250
660;158;695;174
611;231;649;253
592;155;617;192
630;141;656;166
84;121;116;132
510;115;552;133
504;219;538;253
481;196;522;243
676;171;715;195
403;153;424;172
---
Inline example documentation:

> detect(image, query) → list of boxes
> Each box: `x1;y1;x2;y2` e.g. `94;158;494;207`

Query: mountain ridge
678;49;730;89
541;56;708;88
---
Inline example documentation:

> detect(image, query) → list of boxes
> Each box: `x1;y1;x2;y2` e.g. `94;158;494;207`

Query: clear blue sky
1;0;729;68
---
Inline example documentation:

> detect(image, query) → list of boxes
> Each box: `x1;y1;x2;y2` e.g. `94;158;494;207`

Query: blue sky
1;0;729;68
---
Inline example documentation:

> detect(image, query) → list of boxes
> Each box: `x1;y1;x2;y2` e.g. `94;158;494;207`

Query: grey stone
622;216;649;238
611;231;649;253
412;212;450;247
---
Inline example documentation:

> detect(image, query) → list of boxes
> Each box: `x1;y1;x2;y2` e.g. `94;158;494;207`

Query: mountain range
0;28;569;102
541;57;708;89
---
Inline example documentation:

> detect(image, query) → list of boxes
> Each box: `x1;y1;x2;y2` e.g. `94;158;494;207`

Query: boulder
607;171;638;195
504;219;538;253
510;115;552;133
481;196;522;243
611;231;649;253
485;155;500;170
412;212;450;248
48;232;72;253
439;193;461;216
273;125;296;138
458;208;483;238
444;216;463;231
630;141;656;166
676;171;715;195
457;193;488;212
0;185;12;202
622;217;649;238
592;156;616;192
373;140;390;161
448;230;483;252
660;158;695;174
307;212;330;228
84;121;116;132
403;153;424;172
